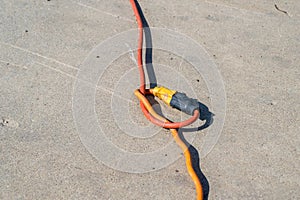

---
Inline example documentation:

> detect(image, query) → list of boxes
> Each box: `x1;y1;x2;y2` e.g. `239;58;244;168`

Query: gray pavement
0;0;299;199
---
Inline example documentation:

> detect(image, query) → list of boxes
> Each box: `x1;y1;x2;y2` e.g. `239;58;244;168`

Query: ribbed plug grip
170;92;199;115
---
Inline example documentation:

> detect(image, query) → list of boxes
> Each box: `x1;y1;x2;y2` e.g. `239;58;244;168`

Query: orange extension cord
129;0;203;199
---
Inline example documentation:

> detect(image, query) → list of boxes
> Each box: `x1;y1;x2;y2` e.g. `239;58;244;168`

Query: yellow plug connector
150;86;177;106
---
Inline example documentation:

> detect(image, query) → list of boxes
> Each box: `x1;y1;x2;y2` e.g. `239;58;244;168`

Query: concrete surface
0;0;299;199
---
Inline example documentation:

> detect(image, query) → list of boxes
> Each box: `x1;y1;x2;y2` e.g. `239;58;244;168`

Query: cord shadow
181;102;215;132
134;0;157;88
178;129;210;200
146;95;165;118
177;101;213;199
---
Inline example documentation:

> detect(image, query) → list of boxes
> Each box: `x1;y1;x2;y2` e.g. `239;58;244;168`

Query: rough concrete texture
0;0;299;199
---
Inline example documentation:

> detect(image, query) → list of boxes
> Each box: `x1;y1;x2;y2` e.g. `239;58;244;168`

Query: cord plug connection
151;86;199;116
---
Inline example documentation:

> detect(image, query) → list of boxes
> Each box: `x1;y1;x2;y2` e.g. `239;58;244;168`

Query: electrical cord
129;0;203;199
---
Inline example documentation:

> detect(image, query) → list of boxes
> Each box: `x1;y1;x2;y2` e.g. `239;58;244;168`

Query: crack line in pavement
0;60;28;69
35;62;135;104
74;1;134;23
204;0;266;15
0;42;78;70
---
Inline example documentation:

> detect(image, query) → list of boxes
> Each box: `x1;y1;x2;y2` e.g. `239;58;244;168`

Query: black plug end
170;92;199;115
